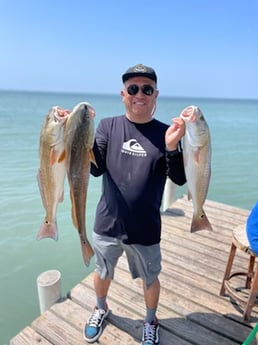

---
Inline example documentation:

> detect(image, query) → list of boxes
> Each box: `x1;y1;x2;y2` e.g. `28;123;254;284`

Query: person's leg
83;234;123;343
94;271;111;310
143;278;160;323
141;278;160;344
124;243;161;345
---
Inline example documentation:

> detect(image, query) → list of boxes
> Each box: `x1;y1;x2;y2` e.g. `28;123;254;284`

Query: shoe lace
143;322;156;343
88;308;105;327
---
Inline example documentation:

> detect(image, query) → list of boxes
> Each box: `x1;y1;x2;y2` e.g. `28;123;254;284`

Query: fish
37;106;71;240
180;105;213;232
64;102;96;266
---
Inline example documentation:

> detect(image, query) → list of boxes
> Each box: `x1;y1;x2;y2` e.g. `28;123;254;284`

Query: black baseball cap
122;64;157;83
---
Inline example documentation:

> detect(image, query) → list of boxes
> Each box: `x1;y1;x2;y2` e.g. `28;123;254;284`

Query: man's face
121;76;159;123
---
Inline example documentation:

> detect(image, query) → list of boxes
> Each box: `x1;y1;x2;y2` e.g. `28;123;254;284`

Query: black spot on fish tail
37;219;58;241
191;210;213;232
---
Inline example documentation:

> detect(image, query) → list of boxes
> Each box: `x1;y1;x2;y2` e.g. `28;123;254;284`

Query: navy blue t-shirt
91;115;186;245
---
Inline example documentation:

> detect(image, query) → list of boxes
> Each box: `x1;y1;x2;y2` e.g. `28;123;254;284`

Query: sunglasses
127;84;155;96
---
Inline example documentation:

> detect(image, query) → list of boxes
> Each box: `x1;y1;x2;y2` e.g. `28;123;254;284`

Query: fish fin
36;220;58;241
58;149;66;163
50;148;58;165
58;190;64;203
69;185;79;229
193;148;202;165
191;210;213;232
37;169;47;209
89;149;98;167
80;240;94;266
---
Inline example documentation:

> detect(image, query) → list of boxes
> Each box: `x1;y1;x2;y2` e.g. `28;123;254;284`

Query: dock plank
10;327;52;345
10;196;258;345
82;269;247;345
70;280;194;345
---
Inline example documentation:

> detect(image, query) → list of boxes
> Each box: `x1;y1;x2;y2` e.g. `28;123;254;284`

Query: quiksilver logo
121;139;147;157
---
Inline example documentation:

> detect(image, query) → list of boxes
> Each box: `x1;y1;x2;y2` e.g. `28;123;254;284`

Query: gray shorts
93;233;161;289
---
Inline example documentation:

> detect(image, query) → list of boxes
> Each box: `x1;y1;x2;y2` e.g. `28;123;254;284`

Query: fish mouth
54;107;71;122
88;107;96;119
180;105;198;122
72;102;96;119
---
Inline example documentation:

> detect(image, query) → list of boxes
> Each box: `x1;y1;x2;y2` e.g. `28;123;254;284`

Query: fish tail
37;220;58;241
191;210;213;232
80;240;94;266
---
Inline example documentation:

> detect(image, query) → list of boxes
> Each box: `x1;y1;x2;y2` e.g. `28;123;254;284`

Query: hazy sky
0;0;257;99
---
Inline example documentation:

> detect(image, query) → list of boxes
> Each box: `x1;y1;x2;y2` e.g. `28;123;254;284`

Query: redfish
64;102;96;266
180;105;212;232
37;107;70;240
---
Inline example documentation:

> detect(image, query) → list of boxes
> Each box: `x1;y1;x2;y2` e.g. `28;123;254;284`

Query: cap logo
133;64;147;73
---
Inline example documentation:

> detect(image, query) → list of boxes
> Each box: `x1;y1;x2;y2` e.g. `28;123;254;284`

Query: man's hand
165;117;185;151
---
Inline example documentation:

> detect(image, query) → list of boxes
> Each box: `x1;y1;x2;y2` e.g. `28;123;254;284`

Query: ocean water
0;90;258;344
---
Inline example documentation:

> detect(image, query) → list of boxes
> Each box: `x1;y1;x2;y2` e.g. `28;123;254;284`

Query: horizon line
0;88;257;102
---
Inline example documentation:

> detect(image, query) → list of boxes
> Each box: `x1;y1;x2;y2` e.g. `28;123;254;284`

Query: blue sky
0;0;257;99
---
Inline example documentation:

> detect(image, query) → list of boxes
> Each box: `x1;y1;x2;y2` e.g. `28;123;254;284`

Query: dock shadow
106;311;258;345
106;312;142;341
161;208;185;217
224;290;258;322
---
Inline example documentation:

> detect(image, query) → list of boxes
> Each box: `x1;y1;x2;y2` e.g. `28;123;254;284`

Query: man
83;64;186;344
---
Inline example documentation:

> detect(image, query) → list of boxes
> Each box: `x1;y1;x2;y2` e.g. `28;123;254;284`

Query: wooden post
37;270;62;314
162;177;176;211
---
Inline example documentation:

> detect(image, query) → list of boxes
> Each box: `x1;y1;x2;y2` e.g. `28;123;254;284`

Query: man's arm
165;148;186;186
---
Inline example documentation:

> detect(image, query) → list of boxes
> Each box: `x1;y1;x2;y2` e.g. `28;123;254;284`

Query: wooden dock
10;196;258;345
